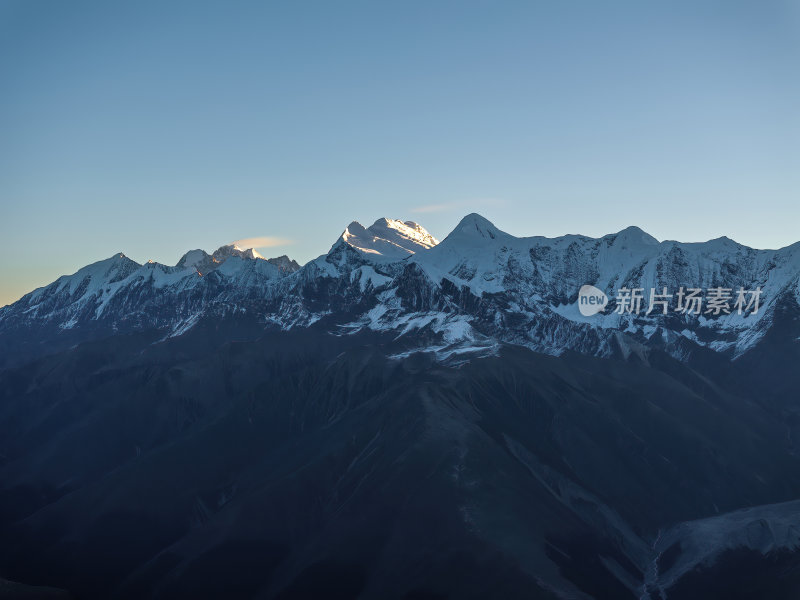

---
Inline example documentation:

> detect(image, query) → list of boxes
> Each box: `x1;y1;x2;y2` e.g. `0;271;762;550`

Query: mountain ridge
1;214;799;370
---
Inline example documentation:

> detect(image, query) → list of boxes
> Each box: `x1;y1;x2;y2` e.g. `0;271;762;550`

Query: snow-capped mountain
3;214;800;599
390;214;800;359
336;218;438;262
315;213;799;361
1;214;799;368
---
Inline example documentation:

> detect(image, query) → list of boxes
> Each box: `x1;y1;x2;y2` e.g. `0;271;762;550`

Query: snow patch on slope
645;499;800;596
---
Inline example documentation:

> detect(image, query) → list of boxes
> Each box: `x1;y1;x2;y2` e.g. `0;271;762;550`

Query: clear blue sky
1;0;798;306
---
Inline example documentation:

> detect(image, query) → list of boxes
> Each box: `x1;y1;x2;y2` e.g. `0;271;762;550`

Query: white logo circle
577;284;608;316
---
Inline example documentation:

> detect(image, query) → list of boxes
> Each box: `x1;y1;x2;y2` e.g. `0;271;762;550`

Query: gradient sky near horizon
1;0;799;306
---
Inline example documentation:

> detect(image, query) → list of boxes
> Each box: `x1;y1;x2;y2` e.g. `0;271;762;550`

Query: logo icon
578;284;608;316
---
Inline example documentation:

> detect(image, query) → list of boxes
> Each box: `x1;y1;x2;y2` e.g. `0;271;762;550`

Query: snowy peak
442;213;513;246
176;249;212;271
21;252;141;310
609;225;660;248
236;247;265;260
334;217;439;262
408;214;518;296
368;218;438;251
212;244;265;263
267;255;301;273
212;244;240;263
71;253;141;286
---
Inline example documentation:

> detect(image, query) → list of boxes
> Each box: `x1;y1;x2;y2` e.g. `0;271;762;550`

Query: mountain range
1;214;799;599
2;213;799;368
